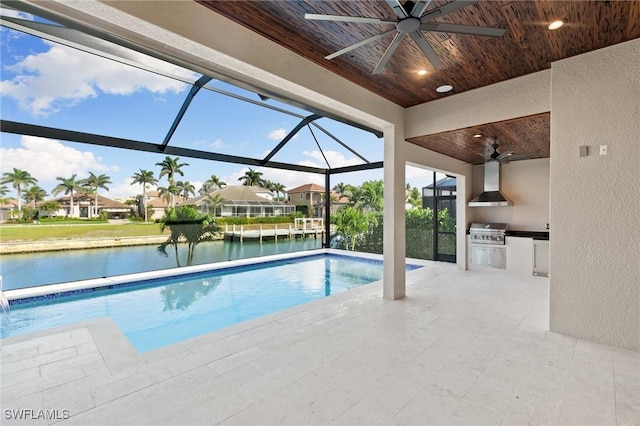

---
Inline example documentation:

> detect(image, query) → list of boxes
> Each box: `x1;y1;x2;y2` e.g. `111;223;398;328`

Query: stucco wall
549;39;640;350
471;158;550;231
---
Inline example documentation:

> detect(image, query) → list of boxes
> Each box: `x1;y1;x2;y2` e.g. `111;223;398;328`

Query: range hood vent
468;161;512;207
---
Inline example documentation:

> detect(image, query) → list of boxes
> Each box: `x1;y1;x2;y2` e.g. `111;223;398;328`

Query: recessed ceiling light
417;69;428;76
436;84;453;93
473;134;482;138
548;20;564;30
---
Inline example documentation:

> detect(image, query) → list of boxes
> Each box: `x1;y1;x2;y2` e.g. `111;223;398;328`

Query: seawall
0;236;170;254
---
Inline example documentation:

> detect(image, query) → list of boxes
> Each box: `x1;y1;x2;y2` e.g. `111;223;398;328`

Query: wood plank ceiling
199;1;639;163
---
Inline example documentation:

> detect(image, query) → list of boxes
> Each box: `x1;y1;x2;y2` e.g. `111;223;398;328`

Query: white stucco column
383;124;406;300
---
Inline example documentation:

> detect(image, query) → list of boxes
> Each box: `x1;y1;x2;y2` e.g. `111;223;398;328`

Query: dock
223;218;324;243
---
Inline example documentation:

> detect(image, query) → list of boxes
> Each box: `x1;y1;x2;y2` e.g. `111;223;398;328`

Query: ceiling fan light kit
305;0;507;74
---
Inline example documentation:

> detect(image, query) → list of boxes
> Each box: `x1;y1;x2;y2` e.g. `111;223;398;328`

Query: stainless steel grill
469;222;507;245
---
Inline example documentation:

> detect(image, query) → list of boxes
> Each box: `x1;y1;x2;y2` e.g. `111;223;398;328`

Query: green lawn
0;222;167;242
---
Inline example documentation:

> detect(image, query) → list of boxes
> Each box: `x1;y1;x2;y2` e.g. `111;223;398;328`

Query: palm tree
0;185;9;197
131;169;157;222
199;174;226;195
52;174;81;218
23;185;47;209
158;205;220;267
40;200;61;218
155;156;189;208
354;180;384;211
332;182;347;199
0;168;38;213
262;179;276;195
83;172;112;217
175;180;195;200
272;182;286;201
157;185;179;206
237;168;264;187
203;193;223;215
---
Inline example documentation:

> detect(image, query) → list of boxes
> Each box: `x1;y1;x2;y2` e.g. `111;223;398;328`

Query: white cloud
0;135;118;184
1;41;194;116
299;150;361;169
211;139;224;149
406;165;434;181
268;128;298;141
107;177;139;200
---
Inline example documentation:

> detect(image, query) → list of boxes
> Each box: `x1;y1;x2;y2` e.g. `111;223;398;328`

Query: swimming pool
1;252;422;352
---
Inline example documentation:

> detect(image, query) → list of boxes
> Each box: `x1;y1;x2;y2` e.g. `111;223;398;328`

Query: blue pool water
1;254;421;352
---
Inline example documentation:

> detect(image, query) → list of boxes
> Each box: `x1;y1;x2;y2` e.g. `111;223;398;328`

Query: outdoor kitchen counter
506;230;549;240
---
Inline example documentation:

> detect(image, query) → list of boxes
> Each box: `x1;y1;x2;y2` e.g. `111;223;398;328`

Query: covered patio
2;260;636;425
0;1;638;425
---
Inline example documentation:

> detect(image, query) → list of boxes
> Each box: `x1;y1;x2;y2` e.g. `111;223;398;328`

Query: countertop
506;230;549;240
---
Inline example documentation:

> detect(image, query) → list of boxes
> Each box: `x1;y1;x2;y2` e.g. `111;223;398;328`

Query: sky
0;8;440;201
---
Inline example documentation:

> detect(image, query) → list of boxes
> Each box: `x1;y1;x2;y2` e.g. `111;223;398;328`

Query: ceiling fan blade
304;13;395;25
421;0;477;21
373;32;405;74
496;150;514;160
385;0;409;19
409;31;443;68
325;29;396;60
409;0;433;18
502;153;534;162
420;22;506;37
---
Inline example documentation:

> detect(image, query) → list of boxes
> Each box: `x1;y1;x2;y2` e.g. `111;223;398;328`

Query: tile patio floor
2;262;638;425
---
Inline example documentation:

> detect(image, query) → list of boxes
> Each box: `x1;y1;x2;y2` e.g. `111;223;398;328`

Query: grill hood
468;161;512;207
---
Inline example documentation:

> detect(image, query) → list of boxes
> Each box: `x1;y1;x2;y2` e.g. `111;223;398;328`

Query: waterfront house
287;183;349;218
47;194;132;219
181;185;294;218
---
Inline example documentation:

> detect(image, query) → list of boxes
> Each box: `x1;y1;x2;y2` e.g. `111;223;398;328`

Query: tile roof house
181;186;294;218
287;184;351;218
47;194;132;219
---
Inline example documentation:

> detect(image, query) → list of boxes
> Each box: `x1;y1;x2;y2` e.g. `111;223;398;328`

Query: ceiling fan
478;140;533;164
305;0;506;74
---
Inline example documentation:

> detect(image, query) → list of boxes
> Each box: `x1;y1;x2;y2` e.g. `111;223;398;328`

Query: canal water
0;239;322;290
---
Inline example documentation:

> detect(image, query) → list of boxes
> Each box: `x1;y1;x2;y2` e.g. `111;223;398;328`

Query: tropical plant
175;180;195;200
406;185;422;209
20;206;37;222
52;174;81;217
354;180;384;211
155;156;188;208
157;185;179;206
0;168;38;213
203;193;223;215
332;206;376;251
0;185;9;197
332;182;348;199
40;200;61;218
23;185;47;209
272;182;286;201
131;169;158;222
83;172;112;217
237;168;264;187
199;174;226;195
157;205;220;267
